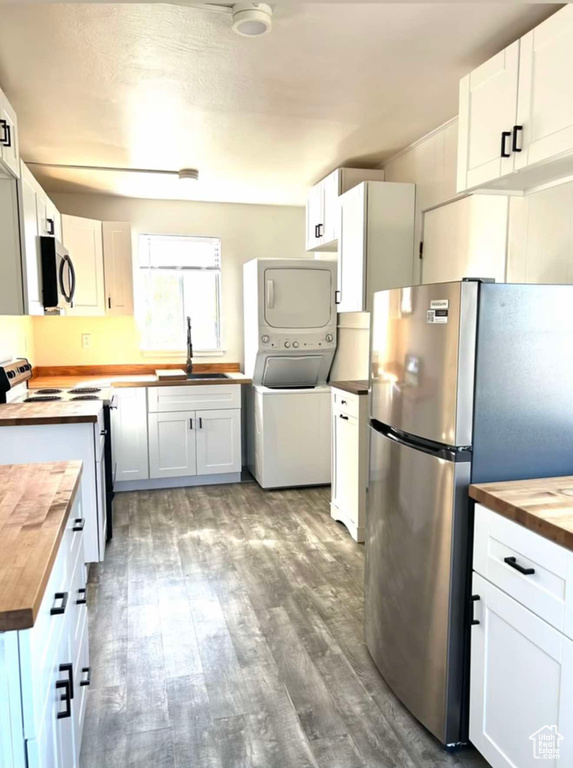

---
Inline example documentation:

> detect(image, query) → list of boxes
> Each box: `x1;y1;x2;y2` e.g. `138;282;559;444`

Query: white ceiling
0;2;559;205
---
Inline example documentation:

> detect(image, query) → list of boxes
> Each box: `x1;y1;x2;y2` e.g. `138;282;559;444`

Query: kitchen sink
186;373;230;380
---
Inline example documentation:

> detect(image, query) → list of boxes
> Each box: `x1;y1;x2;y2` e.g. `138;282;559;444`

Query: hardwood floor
82;483;489;768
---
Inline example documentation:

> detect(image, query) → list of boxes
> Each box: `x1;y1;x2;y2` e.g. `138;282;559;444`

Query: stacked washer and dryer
243;258;337;489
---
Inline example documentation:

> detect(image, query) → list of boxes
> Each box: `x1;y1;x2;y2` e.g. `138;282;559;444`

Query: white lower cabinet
471;503;573;767
1;492;90;768
111;387;149;482
148;411;197;480
330;388;368;542
195;409;241;476
148;408;240;480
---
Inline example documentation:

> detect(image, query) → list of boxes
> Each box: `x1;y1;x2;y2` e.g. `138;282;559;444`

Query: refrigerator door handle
371;419;471;463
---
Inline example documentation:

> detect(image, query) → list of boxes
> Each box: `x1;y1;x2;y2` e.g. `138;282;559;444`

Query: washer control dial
284;341;291;348
326;333;334;343
293;341;299;348
261;335;270;343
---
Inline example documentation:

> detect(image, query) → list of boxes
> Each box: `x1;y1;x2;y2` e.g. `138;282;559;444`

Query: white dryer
243;258;337;489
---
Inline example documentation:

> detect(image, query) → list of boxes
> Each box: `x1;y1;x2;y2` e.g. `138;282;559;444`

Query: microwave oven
40;236;76;314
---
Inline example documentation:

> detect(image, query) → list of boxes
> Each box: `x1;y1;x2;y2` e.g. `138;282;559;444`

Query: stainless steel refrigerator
365;280;573;747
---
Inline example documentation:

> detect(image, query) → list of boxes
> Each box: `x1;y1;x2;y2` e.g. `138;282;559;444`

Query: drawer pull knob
77;587;87;605
73;517;85;532
339;414;349;421
56;679;72;719
80;666;91;687
51;591;69;616
59;662;74;700
504;556;535;576
341;399;347;405
470;594;480;626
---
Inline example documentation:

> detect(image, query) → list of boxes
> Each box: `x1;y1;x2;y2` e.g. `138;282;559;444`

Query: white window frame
136;233;223;355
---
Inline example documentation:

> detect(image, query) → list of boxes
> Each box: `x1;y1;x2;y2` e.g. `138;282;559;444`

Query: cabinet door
102;221;133;316
61;214;105;316
195;408;241;476
95;458;106;561
306;182;324;250
516;6;573;172
112;387;149;482
19;165;44;315
0;89;19;178
338;182;366;312
457;42;519;192
148;411;197;479
331;409;359;522
470;573;573;768
322;169;340;245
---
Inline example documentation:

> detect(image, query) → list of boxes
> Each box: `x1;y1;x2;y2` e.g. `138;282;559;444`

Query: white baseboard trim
330;502;365;543
115;472;242;492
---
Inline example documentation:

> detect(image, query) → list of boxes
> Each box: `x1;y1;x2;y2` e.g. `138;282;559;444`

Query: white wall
49;194;306;367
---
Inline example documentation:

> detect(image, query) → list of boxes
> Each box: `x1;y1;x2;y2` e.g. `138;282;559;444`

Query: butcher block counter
0;461;82;631
0;399;102;426
470;475;573;552
329;380;369;396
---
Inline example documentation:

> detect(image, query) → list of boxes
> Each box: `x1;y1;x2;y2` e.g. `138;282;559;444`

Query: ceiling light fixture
26;162;199;183
231;3;272;37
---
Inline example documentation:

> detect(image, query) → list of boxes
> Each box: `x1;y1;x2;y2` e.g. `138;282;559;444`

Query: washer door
261;356;323;388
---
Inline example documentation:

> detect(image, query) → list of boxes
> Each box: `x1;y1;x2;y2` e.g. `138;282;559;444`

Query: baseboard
330;502;365;543
115;472;242;492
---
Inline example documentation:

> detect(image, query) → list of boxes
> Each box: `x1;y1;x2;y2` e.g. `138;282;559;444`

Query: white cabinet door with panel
102;221;133;316
470;572;573;768
0;87;19;178
516;6;573;173
19;163;44;315
195;409;241;476
306;182;324;250
112;387;149;483
337;183;366;312
61;215;105;316
457;42;519;192
148;411;197;480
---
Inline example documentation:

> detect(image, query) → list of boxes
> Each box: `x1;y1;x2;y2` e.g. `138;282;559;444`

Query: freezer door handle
370;419;471;463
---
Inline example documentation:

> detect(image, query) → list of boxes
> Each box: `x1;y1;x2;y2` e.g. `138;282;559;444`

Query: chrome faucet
186;316;193;377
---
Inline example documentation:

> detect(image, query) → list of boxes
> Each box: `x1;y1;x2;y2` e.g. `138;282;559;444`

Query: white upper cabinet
457;6;573;193
62;214;106;316
516;8;573;172
102;221;134;316
305;167;385;252
337;181;415;313
457;42;519;192
0;87;19;178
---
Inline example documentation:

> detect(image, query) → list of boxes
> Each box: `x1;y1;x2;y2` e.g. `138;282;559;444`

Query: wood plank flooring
82;483;489;768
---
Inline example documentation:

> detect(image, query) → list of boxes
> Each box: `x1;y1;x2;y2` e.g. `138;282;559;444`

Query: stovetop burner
69;387;101;394
71;395;100;401
24;395;63;402
35;388;63;395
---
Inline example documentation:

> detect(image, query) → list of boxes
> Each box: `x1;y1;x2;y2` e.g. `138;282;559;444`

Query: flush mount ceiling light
231;3;273;37
27;162;200;183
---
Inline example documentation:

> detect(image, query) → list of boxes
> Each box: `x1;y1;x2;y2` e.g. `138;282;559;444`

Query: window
137;234;222;352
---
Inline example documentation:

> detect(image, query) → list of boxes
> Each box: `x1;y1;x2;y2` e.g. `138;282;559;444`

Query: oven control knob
7;371;15;379
326;334;334;343
293;341;299;348
284;341;291;348
261;335;270;343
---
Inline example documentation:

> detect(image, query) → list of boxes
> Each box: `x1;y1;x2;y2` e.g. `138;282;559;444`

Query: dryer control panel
260;331;335;350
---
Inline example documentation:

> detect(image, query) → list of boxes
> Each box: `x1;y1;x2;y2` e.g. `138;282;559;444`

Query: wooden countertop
0;461;83;631
470;476;573;552
329;380;370;396
0;400;102;426
30;372;252;389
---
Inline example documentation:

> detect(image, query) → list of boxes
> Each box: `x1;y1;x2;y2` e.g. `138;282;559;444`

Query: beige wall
0;315;34;364
30;194;306;367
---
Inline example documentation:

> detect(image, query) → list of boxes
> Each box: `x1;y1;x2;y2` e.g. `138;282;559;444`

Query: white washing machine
243;258;337;488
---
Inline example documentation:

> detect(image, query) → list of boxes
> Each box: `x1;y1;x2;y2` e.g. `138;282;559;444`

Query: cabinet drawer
148;384;241;413
332;389;359;419
474;504;573;637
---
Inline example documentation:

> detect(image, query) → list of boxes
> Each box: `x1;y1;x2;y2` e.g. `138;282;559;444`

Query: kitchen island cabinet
469;477;573;768
0;462;90;768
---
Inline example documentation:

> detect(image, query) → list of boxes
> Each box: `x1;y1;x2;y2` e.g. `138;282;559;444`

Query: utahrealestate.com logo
530;725;564;760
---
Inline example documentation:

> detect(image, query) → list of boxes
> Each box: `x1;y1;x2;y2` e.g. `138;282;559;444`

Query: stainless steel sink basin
186;373;230;380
